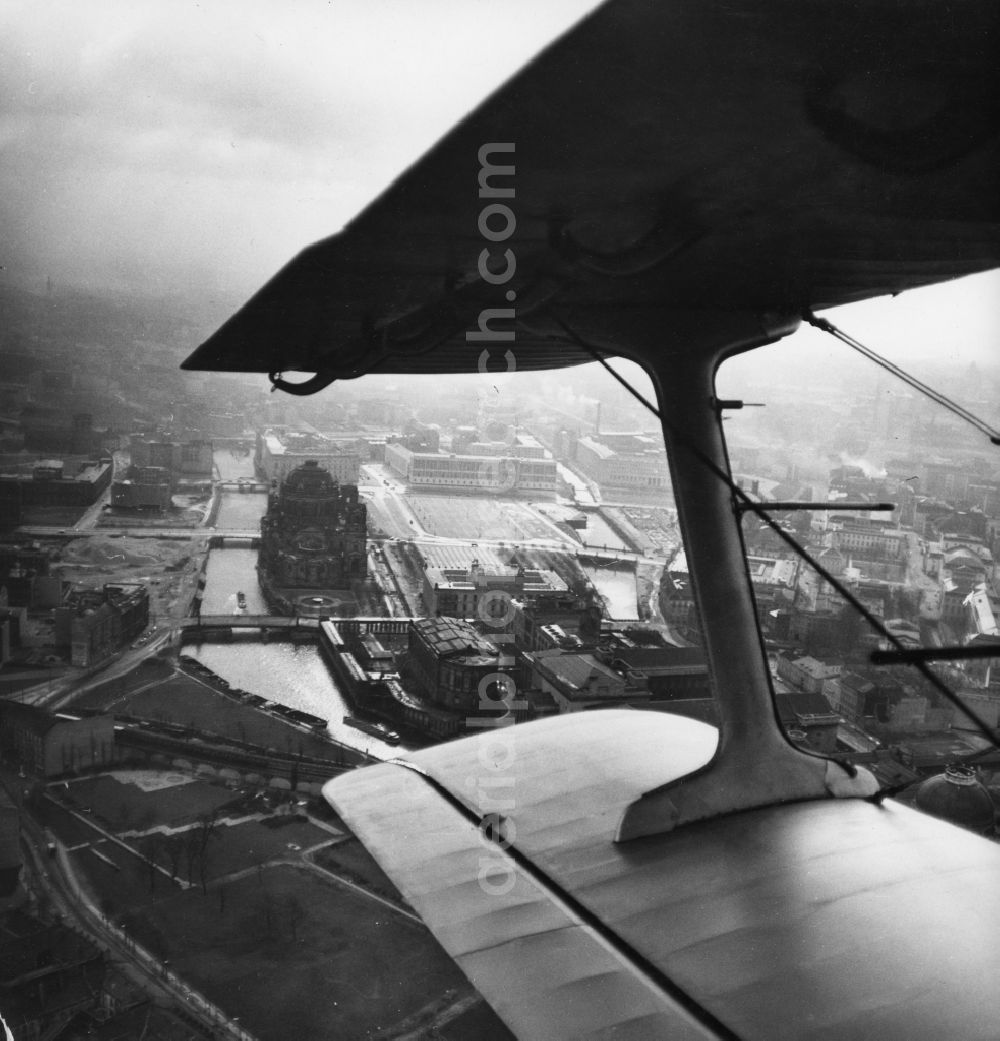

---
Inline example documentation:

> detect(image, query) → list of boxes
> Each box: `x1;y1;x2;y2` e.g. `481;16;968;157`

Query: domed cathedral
257;460;367;609
914;763;997;837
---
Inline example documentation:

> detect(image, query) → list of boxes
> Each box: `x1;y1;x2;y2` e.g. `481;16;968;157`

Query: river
215;489;268;530
199;482;636;748
183;637;404;759
200;548;267;616
582;564;640;620
576;513;631;552
200;458;414;757
194;544;405;759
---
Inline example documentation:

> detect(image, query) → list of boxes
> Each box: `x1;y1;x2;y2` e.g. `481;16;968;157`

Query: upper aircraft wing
181;0;1000;381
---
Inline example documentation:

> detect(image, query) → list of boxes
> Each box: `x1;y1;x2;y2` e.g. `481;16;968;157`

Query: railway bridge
178;615;417;636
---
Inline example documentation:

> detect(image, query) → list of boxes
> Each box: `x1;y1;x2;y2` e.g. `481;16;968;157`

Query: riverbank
70;659;373;766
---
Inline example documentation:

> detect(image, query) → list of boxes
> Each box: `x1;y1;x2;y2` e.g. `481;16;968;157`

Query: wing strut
544;306;879;840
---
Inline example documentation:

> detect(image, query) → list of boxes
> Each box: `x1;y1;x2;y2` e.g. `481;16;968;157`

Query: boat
343;716;401;744
286;708;329;730
236;591;247;611
262;700;329;730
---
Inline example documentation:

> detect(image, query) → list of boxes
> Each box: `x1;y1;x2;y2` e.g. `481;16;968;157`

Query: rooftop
530;651;625;696
775;690;840;723
577;437;615;460
965;582;1000;638
790;655;841;678
608;647;706;673
427;565;566;594
413;617;499;658
746;557;798;585
265;430;355;456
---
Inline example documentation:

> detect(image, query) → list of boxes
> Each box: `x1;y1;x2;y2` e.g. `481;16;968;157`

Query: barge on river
343;715;401;744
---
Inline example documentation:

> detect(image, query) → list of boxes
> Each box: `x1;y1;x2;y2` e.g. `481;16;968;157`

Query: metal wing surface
182;0;1000;379
325;712;1000;1041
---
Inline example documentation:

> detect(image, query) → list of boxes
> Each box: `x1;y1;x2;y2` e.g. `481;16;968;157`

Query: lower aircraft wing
325;713;1000;1041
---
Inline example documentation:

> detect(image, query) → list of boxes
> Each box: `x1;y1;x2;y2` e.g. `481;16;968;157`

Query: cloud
0;0;604;294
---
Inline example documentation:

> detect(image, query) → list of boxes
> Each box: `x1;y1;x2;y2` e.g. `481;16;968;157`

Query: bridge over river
216;480;269;492
178;615;418;635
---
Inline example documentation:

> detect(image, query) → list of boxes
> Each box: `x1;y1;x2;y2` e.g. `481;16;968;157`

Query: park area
50;799;484;1041
45;771;335;891
34;766;500;1038
131;864;478;1040
61;770;241;831
312;835;405;907
32;752;515;1040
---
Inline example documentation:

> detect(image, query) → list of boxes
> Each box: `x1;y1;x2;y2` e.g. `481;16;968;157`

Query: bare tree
115;801;131;832
139;831;164;893
186;809;222;894
255;890;276;941
165;835;184;881
284;894;306;942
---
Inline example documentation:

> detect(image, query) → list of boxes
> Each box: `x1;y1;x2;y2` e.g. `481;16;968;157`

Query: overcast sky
0;0;602;297
2;0;997;364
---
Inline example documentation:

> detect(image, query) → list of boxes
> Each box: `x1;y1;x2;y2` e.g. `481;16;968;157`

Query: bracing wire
549;314;999;755
804;311;1000;446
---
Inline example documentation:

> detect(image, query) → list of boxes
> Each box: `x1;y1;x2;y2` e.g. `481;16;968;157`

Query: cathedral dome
915;763;995;835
